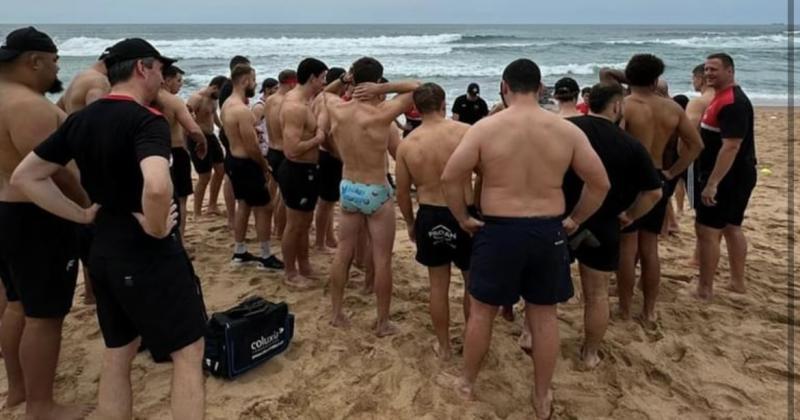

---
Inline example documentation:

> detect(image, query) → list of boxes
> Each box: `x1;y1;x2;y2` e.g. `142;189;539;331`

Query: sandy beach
0;107;797;419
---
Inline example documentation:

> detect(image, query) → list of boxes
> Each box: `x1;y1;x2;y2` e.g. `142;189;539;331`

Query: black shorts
0;256;15;302
695;167;757;229
189;133;224;174
570;216;620;272
0;202;79;318
219;129;231;155
318;150;343;202
469;216;573;306
622;172;677;234
278;160;319;212
228;156;271;207
266;148;286;180
171;147;194;198
415;204;475;271
89;252;207;361
78;224;95;267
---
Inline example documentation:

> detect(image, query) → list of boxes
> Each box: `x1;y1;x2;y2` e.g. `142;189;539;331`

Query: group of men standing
0;25;757;420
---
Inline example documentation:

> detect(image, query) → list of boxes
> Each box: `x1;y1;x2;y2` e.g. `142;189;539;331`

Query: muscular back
59;68;110;114
280;91;319;163
329;100;397;184
399;119;472;206
188;93;217;134
623;93;683;169
265;91;287;150
155;89;186;148
0;82;66;202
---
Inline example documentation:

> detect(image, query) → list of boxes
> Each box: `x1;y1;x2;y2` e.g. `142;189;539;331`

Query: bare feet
435;373;474;401
299;263;316;278
35;403;94;420
285;274;315;290
374;320;400;337
207;206;221;216
4;390;25;409
725;282;746;294
518;328;532;355
617;307;632;321
580;345;602;370
432;341;452;362
532;389;554;420
330;312;351;328
694;287;713;301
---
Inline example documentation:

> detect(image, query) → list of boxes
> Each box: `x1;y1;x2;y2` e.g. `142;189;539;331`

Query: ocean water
0;24;794;106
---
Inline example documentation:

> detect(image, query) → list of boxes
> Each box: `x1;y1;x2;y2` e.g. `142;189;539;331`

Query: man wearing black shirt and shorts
695;53;757;300
13;38;207;419
0;26;92;419
451;82;488;125
564;83;663;368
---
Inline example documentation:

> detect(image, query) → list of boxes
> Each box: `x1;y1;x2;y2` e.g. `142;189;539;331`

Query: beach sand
1;108;797;419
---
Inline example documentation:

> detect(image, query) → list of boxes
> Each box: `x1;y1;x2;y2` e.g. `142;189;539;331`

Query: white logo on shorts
65;259;76;272
429;225;457;248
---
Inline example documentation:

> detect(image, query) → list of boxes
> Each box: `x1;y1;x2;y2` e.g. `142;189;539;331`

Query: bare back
59;68;110;114
188;92;217;134
623;93;684;169
155;89;187;148
0;82;66;202
265;91;287;150
280;90;319;163
221;97;256;159
400;119;472;206
329;100;396;184
686;90;715;128
471;106;586;217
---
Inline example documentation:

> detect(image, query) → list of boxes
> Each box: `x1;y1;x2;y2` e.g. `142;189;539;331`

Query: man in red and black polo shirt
695;53;757;300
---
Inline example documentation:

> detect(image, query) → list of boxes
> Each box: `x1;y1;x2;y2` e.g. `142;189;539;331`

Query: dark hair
229;55;250;71
209;75;227;88
325;67;346;85
624;54;665;87
162;65;184;79
501;59;541;94
231;64;254;84
297;58;328;85
707;53;735;70
672;94;690;110
588;82;624;114
413;83;446;114
107;57;156;86
352;57;383;84
692;64;705;77
260;78;278;93
581;87;592;96
278;69;297;84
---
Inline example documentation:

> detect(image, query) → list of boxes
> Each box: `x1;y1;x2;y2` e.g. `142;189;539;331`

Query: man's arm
664;107;703;180
621;188;662;227
85;79;111;105
213;102;223;129
394;145;416;241
565;128;610;231
171;95;207;156
599;67;627;85
236;109;270;173
138;156;174;238
281;103;323;160
442;126;484;233
686;98;706;129
377;92;416;126
354;80;420;100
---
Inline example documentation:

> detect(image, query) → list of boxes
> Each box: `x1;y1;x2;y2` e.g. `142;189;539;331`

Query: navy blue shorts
469;216;573;306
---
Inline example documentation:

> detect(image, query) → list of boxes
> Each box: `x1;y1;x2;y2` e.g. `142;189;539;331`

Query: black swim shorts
695;167;757;229
318;150;343;202
570;216;620;272
189;133;224;174
228;156;271;207
170;147;194;198
415;204;475;271
278;160;320;212
622;172;678;234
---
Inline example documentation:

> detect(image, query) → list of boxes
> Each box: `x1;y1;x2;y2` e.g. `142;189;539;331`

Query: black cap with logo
101;38;176;68
0;26;58;62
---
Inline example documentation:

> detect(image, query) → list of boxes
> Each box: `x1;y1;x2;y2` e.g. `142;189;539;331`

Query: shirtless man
617;54;703;322
440;58;609;419
321;57;419;336
278;59;328;287
153;65;206;241
222;65;284;270
553;77;582;118
187;76;226;217
685;64;716;231
396;83;473;360
265;69;297;239
0;26;92;419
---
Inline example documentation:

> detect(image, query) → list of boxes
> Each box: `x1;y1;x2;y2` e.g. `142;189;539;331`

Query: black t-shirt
699;85;757;182
218;79;233;108
563;116;662;221
451;95;489;125
34;95;182;258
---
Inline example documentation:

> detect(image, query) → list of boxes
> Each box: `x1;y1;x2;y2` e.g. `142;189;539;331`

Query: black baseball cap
467;82;480;94
554;77;580;96
0;26;58;62
101;38;176;68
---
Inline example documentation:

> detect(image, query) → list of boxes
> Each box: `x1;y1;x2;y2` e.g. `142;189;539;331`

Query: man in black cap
553;77;582;118
12;38;207;419
0;26;93;419
451;82;488;125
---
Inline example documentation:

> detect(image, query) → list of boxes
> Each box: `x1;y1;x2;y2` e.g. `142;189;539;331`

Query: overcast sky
0;1;792;25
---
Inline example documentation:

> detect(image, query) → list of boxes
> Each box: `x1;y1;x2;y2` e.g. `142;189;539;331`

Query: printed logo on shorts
428;225;457;249
65;259;76;272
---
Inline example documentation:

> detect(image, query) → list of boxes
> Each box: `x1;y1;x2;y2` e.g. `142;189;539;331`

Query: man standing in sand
12;38;207;419
222;64;284;270
440;58;609;419
322;57;419;337
264;69;297;240
553;77;582;118
396;82;474;359
695;53;757;300
187;76;226;217
278;58;328;288
564;83;663;368
617;54;703;322
154;64;207;242
0;26;92;420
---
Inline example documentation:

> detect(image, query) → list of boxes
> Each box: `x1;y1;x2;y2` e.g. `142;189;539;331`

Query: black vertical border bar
789;0;796;418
